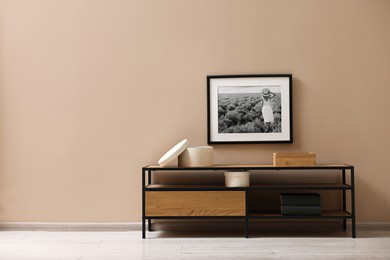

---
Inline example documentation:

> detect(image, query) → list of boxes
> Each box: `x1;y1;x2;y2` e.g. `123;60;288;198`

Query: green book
281;205;321;215
280;193;321;206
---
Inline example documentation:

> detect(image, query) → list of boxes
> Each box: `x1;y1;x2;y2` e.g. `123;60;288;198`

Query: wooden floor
1;227;390;259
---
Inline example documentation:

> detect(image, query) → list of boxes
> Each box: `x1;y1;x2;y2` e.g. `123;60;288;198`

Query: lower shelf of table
248;210;352;218
146;210;352;219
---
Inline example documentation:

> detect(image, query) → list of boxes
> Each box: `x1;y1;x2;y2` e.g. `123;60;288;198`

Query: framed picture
207;74;292;144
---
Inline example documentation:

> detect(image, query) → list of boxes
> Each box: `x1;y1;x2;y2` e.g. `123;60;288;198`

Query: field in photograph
218;93;282;133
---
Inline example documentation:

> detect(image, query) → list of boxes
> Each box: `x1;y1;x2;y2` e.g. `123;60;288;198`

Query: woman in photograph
261;88;276;132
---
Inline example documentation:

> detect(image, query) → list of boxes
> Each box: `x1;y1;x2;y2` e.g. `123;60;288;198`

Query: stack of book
280;193;321;215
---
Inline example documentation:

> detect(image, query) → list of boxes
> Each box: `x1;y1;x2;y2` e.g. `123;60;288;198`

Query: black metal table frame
142;165;355;239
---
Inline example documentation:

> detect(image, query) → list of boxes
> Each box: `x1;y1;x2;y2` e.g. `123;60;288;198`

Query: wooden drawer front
146;191;245;217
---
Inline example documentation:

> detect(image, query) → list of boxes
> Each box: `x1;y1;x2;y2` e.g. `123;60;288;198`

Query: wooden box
273;152;316;166
146;191;245;217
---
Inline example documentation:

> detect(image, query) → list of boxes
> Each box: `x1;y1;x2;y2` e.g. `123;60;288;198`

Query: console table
142;164;355;238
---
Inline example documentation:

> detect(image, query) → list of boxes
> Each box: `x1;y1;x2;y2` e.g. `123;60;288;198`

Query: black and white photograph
218;85;282;134
207;74;292;144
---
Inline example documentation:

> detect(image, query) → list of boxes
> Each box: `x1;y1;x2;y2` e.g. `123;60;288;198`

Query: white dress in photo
262;98;274;123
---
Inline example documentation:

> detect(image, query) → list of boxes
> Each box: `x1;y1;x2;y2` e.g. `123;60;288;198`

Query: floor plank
0;230;389;259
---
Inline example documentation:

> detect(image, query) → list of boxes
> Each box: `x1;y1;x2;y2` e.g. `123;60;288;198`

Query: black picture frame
207;74;293;144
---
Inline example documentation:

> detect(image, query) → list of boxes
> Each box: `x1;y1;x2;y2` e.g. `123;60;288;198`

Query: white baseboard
0;221;389;232
0;222;142;231
350;222;390;230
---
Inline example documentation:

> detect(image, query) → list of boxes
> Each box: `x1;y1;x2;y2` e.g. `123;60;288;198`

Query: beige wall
0;0;389;222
